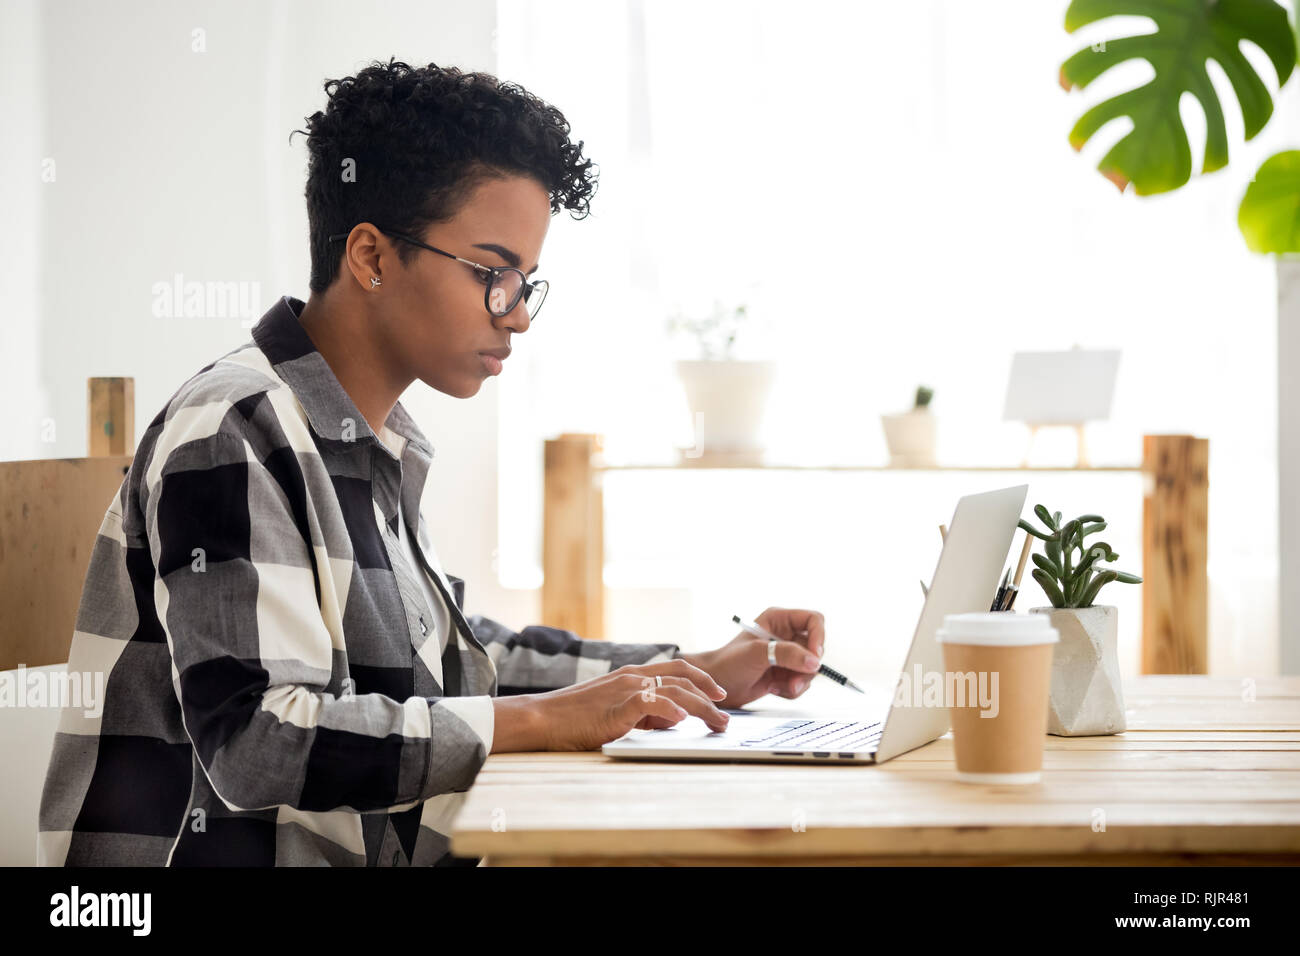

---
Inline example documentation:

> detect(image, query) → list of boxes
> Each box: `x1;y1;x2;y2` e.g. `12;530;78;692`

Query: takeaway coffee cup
935;612;1059;784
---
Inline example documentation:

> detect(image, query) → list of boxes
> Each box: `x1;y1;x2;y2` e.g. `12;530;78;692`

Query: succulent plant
914;385;934;410
1018;504;1142;608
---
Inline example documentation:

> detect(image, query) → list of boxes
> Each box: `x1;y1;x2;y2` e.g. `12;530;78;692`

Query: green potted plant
667;301;774;460
1019;504;1142;736
881;385;937;467
1060;0;1297;251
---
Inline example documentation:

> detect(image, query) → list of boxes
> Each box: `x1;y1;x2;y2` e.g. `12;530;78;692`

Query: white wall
4;0;526;613
0;0;45;462
1274;61;1300;676
0;666;64;866
1281;259;1300;676
0;0;527;866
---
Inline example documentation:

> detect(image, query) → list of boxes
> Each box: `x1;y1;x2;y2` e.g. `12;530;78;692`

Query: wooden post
1141;434;1209;674
542;433;604;639
88;377;134;456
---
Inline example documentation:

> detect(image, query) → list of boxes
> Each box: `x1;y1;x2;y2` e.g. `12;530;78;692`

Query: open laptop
602;484;1028;764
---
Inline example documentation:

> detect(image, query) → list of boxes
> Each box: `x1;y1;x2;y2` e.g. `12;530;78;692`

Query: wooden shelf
600;461;1141;473
543;432;1209;675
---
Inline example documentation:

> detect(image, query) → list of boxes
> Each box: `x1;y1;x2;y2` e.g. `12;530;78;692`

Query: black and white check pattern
38;294;680;866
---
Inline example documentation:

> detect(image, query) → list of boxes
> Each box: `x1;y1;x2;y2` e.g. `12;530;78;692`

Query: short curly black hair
293;58;598;294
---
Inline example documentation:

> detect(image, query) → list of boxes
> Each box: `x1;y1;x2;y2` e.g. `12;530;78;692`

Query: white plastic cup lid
935;611;1059;646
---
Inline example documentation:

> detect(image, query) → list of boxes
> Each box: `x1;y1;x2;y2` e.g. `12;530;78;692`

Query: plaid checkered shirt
38;293;680;866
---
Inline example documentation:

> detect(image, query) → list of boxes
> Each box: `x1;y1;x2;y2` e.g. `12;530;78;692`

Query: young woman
39;59;826;867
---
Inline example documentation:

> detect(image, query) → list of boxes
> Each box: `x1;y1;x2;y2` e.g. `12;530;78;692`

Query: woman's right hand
533;660;731;752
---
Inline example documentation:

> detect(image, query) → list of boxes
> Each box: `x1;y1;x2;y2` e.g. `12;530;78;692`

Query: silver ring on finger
768;639;778;667
655;674;662;687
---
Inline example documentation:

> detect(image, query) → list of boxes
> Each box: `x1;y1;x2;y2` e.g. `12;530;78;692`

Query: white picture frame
1002;349;1121;425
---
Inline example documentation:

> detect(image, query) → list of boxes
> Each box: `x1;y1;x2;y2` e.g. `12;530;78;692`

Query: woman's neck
297;291;412;440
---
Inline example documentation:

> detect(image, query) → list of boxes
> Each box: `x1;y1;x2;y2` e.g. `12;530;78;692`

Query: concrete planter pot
1028;605;1126;736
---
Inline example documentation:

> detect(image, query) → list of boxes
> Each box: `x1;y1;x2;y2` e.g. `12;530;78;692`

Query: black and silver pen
990;566;1010;611
731;614;866;693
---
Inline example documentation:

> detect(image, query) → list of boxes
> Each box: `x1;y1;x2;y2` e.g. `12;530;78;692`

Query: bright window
496;0;1290;676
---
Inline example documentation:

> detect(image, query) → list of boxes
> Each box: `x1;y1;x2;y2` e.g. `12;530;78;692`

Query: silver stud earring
370;276;382;289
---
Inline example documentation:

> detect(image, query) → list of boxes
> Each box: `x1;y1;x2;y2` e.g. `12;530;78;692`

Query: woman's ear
338;224;388;291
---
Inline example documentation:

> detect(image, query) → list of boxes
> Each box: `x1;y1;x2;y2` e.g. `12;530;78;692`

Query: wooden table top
450;676;1300;865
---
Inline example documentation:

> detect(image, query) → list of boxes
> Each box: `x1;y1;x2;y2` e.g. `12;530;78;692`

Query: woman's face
380;174;552;398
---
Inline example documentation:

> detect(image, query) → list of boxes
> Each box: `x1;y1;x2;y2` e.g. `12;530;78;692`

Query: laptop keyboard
738;718;884;752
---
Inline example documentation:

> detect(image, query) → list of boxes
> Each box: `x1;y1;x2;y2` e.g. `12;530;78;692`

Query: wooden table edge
474;852;1300;867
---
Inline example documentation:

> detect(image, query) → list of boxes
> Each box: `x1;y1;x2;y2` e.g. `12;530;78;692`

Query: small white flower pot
675;359;775;455
880;409;936;467
1029;605;1126;736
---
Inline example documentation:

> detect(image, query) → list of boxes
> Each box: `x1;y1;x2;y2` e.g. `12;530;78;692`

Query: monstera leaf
1060;0;1297;195
1239;150;1300;252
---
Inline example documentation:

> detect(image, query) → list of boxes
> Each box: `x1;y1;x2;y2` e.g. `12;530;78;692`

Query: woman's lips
479;353;503;375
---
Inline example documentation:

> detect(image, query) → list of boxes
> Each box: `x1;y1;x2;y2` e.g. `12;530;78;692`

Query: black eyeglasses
327;228;547;320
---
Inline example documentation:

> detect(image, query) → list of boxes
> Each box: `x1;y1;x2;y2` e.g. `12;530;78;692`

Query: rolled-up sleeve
465;614;679;695
144;426;490;813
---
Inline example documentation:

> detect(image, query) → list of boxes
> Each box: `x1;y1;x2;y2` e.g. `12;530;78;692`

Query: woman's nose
501;303;531;334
